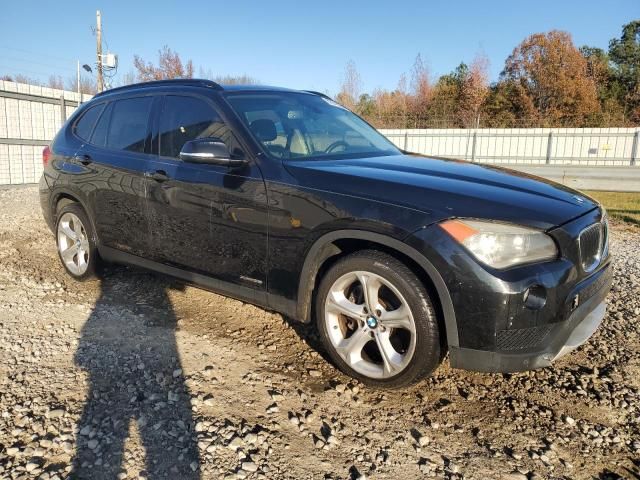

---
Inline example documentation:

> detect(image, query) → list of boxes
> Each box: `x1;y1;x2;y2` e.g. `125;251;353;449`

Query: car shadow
71;266;200;479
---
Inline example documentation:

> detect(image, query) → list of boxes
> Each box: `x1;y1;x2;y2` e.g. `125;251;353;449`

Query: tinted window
90;102;112;147
74;104;105;141
159;95;235;159
106;97;153;153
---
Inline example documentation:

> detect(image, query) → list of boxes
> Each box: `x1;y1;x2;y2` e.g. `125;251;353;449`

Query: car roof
92;79;319;99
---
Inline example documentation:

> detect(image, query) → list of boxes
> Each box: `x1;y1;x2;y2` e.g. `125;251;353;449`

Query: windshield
225;92;400;160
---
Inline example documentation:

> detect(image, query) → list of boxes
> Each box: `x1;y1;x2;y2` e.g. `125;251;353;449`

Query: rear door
79;95;155;257
145;93;269;289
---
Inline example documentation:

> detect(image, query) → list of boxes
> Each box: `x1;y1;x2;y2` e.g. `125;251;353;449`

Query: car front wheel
316;250;442;388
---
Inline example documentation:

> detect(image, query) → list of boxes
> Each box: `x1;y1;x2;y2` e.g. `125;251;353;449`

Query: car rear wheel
316;250;442;388
55;203;99;280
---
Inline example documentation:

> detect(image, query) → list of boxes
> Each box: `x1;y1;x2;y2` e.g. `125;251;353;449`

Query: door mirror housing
179;138;246;167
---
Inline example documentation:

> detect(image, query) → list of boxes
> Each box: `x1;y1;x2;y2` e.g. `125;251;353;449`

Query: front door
145;94;268;290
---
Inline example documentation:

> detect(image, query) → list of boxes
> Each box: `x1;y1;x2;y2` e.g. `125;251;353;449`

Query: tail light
42;146;51;166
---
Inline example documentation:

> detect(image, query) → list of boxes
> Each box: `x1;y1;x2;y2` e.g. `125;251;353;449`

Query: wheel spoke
379;305;413;331
374;330;403;377
60;223;77;241
61;244;78;263
327;291;365;321
357;273;381;313
72;217;84;237
77;248;88;268
336;327;371;363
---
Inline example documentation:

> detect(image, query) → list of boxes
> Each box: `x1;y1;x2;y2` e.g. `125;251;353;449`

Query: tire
55;203;100;281
316;250;441;388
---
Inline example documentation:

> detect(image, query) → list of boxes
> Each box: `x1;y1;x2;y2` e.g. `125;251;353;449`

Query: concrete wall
0;81;90;185
380;128;640;166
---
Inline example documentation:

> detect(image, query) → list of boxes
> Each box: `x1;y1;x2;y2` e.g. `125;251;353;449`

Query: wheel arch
296;230;459;348
50;188;99;243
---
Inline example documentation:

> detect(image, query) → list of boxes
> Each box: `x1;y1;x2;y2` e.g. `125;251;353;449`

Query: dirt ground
0;185;639;480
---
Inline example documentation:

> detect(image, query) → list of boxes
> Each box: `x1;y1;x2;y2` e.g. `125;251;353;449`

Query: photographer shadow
71;266;200;479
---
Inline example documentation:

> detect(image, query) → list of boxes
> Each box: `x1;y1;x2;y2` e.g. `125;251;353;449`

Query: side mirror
179;138;247;167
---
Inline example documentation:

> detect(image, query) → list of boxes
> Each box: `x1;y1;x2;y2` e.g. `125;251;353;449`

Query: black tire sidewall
55;203;99;281
316;250;441;388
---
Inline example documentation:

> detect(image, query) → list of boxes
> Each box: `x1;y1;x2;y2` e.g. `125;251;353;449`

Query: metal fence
380;128;640;166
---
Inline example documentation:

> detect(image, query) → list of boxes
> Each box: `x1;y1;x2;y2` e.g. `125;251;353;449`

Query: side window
159;95;239;159
90;102;112;147
106;97;153;153
74;104;105;141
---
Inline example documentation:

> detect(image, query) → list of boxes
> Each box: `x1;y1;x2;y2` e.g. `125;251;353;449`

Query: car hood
283;154;598;230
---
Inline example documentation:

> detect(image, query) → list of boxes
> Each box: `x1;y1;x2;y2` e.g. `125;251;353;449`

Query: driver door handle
145;170;170;182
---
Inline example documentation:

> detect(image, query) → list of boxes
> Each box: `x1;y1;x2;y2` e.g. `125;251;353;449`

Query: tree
336;60;362;111
1;74;42;86
66;76;98;95
458;54;489;127
482;80;538;127
580;46;626;125
47;75;65;90
371;75;410;127
133;46;194;81
503;30;600;126
409;54;431;118
608;20;640;122
117;70;137;87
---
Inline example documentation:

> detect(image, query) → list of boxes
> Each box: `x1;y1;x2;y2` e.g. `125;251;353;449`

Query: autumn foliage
502;31;599;125
133;46;194;82
341;21;639;128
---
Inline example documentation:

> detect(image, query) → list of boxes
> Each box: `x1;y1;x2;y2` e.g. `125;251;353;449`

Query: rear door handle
73;154;92;165
145;170;169;182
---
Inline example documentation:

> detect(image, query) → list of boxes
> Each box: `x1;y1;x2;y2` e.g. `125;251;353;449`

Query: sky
0;0;638;95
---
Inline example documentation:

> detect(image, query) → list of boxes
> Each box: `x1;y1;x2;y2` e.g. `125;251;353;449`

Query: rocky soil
0;185;639;480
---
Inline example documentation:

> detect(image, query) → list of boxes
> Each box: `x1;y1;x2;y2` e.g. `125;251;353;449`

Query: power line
0;55;76;74
0;64;74;78
0;45;77;63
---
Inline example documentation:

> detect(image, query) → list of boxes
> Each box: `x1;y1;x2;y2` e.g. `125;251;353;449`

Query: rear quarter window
73;103;105;141
89;103;112;147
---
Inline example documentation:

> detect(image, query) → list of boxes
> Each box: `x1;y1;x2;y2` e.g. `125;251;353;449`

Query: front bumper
449;262;611;373
405;206;612;374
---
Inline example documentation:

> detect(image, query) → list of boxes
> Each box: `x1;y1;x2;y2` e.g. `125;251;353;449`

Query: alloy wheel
57;212;90;276
324;270;417;379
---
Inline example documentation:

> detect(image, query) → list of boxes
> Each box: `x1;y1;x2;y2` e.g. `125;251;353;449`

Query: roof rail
93;78;224;98
303;90;333;100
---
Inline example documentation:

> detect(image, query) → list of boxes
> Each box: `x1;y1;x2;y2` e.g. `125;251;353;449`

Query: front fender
296;229;459;349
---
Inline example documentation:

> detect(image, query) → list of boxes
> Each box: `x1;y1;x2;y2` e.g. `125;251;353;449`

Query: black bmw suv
40;79;612;388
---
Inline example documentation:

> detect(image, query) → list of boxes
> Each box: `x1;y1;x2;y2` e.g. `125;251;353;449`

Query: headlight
440;219;558;269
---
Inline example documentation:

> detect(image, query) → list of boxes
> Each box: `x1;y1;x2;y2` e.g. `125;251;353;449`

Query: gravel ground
0;185;639;480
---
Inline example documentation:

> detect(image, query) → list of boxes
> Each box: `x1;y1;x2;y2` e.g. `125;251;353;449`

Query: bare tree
116;70;137;87
133;46;194;81
48;75;65;90
410;54;432;118
66;76;98;95
198;68;259;85
336;60;362;110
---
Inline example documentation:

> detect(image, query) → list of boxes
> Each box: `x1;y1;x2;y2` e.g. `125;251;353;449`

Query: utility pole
76;60;81;102
96;10;104;92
